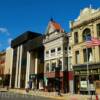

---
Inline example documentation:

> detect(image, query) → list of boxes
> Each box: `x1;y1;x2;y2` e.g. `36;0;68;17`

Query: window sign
80;81;87;89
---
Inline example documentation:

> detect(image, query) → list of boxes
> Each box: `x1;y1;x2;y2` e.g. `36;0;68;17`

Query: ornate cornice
71;15;100;30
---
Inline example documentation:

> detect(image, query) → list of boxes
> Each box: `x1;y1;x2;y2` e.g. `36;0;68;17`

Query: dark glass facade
11;47;17;88
20;44;27;88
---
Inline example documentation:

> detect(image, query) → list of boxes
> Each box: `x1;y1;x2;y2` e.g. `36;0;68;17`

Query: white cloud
0;28;10;35
8;38;12;45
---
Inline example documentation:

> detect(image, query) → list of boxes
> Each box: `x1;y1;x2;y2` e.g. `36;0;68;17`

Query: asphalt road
0;92;58;100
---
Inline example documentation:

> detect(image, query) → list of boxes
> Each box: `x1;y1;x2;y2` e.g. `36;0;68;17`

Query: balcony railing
51;53;56;57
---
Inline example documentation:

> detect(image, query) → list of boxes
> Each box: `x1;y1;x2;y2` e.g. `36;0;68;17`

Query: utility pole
86;48;90;95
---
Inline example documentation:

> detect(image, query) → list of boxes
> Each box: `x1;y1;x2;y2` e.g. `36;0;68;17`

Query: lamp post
86;47;90;95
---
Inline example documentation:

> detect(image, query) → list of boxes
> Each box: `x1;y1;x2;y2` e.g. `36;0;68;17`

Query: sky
0;0;100;51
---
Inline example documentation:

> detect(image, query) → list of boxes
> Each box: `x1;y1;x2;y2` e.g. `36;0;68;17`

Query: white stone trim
25;51;31;88
15;46;19;88
18;45;23;88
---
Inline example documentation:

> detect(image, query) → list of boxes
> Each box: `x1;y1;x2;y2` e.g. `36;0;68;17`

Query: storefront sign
80;71;87;75
75;69;99;75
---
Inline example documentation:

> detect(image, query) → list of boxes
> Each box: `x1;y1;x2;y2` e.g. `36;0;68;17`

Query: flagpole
86;47;90;95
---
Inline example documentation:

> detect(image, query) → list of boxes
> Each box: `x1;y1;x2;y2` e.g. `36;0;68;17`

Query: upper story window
51;49;55;56
64;47;67;54
69;47;71;50
75;51;80;64
51;49;55;53
97;23;100;37
74;32;78;44
83;48;92;63
46;63;49;72
46;51;49;57
57;47;61;51
51;62;56;71
58;60;62;70
57;47;61;54
46;51;49;54
68;46;71;54
65;47;67;51
82;28;91;42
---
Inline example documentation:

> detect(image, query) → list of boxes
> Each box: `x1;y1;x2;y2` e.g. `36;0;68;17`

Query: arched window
51;62;56;71
46;63;49;72
82;28;91;42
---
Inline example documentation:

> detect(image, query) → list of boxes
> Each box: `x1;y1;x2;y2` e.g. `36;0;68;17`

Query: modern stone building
10;31;44;89
70;7;100;94
43;19;69;92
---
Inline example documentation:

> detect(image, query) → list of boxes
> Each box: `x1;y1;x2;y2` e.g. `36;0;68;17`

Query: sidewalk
9;89;64;100
0;87;8;92
3;88;100;100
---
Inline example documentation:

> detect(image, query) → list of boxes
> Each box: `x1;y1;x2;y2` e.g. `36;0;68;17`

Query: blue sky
0;0;100;51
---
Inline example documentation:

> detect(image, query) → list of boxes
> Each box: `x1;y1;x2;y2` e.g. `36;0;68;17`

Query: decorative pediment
76;7;99;21
45;19;64;35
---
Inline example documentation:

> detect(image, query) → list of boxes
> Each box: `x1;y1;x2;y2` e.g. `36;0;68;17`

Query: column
62;43;64;71
94;46;99;62
35;53;38;74
35;53;38;89
15;46;19;88
25;51;31;88
9;49;13;88
18;45;23;88
49;60;51;72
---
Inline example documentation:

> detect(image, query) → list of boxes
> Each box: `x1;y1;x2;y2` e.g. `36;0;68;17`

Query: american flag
86;36;100;47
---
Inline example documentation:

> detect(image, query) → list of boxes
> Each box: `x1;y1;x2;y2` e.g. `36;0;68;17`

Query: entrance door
74;76;79;94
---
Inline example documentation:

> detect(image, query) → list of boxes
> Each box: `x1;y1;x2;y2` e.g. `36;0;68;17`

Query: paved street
0;88;100;100
0;92;59;100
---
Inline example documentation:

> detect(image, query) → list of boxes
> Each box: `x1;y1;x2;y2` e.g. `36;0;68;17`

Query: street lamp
86;48;90;95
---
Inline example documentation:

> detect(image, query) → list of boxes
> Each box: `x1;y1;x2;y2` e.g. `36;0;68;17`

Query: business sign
80;81;87;88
